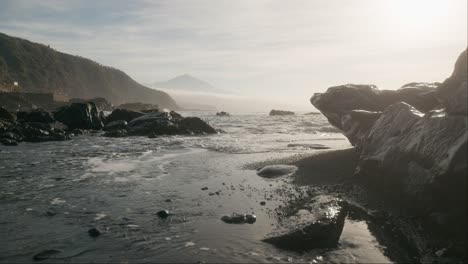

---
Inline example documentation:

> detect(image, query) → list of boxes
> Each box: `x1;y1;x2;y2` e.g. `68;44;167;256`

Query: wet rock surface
127;111;216;136
54;102;104;130
256;165;298;178
103;120;127;131
221;213;257;224
263;195;347;250
310;48;468;262
105;108;144;124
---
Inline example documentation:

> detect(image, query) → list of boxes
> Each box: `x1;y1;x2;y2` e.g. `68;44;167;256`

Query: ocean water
0;112;393;263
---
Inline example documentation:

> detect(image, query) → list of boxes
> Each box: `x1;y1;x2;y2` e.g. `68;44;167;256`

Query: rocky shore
307;48;467;262
0;103;217;146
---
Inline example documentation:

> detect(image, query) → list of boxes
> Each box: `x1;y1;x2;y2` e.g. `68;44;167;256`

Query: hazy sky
0;0;466;109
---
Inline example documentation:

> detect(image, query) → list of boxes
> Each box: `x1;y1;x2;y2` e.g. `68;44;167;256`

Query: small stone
201;187;208;190
245;214;257;224
165;199;172;202
157;210;170;219
260;201;266;206
209;192;215;196
33;249;61;261
88;227;101;237
45;209;57;216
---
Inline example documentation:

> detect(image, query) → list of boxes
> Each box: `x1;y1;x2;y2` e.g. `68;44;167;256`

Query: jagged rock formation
0;32;178;109
310;48;467;262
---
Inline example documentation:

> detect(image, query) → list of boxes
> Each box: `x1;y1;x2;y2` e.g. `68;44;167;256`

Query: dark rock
127;112;216;136
1;122;69;143
311;83;440;146
103;120;127;131
269;110;295;116
70;97;113;111
435;49;467;115
263;195;347;250
106;108;144;124
103;129;127;138
54;102;104;130
201;187;208;190
178;117;217;134
356;102;467;201
165;199;172;202
256;165;298;178
216;111;230;116
128;112;179;136
221;213;257;224
88;227;101;237
0;138;17;146
33;249;61;261
45;209;57;216
17;109;55;123
341;110;383;146
0;106;15;121
260;201;266;206
157;210;170;219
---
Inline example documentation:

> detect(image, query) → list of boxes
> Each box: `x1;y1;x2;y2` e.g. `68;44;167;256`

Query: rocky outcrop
310;82;440;146
435;49;467;115
127;111;216;136
264;195;347;250
1;105;217;145
54;102;104;130
310;48;467;262
17;109;55;123
103;120;127;131
269;110;295;116
105;109;144;124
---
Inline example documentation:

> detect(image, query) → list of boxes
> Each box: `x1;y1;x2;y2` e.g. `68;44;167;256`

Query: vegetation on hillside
0;32;178;109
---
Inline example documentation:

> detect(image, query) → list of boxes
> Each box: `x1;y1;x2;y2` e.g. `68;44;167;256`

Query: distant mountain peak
152;74;226;94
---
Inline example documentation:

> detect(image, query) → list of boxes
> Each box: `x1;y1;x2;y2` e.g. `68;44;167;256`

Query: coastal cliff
0;32;178;109
311;49;467;262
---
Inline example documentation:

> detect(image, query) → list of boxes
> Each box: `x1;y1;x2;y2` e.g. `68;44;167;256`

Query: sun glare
378;0;457;39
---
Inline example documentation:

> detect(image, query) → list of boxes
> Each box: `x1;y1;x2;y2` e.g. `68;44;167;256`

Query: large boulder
178;117;217;134
311;83;440;146
263;195;347;250
127;111;180;136
356;102;467;199
17;109;55;123
106;108;144;124
127;111;216;136
435;49;467;115
310;49;468;261
103;120;127;131
54;103;104;130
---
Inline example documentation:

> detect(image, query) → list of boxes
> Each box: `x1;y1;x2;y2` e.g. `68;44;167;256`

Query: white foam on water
94;213;107;220
185;242;195;247
50;198;66;205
